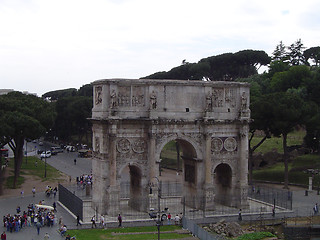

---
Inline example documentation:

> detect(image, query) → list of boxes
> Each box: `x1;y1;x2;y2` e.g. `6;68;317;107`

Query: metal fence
248;184;292;210
60;182;293;222
59;184;83;220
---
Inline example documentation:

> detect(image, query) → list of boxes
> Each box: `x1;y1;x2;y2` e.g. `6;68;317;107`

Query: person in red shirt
1;231;6;240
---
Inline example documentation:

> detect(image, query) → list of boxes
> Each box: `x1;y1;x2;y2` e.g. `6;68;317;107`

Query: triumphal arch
91;78;250;216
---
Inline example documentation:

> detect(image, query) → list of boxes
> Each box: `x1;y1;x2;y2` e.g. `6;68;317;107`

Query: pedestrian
53;202;57;212
118;214;122;227
314;203;319;215
21;189;24;198
167;213;171;225
91;216;96;228
32;187;36;197
36;221;41;235
16;206;20;214
272;206;275;217
238;209;242;221
1;231;6;240
174;214;180;225
44;232;50;240
74;159;77;165
53;187;57;198
76;215;81;226
100;215;105;228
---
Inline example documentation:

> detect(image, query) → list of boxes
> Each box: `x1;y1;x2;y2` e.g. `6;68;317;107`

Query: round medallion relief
224;137;237;151
116;138;131;153
132;139;146;153
211;138;223;152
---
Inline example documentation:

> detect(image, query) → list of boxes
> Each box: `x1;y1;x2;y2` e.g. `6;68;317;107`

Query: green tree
272;41;288;62
54;96;92;144
304;47;320;67
287;39;306;65
0;92;55;188
267;92;308;188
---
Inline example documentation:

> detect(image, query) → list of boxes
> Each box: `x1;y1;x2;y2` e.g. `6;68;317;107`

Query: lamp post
44;131;48;178
150;176;161;240
25;140;27;164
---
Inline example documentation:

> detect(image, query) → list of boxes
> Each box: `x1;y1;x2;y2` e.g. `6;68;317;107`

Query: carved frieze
225;88;236;108
212;88;224;107
118;87;130;107
132;86;145;107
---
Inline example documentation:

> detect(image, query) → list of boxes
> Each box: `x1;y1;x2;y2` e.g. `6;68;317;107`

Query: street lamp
149;176;161;240
44;132;48;178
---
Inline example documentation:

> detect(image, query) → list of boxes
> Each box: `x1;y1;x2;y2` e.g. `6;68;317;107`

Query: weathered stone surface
91;79;251;216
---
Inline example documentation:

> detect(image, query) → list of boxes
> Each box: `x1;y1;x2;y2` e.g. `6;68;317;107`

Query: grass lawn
250;130;305;154
66;225;195;240
5;155;64;189
253;154;320;185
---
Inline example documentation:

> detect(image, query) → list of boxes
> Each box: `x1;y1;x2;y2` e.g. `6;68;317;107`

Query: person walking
100;215;105;228
76;215;81;226
272;206;276;217
91;216;96;228
32;187;36;197
118;214;122;227
1;231;6;240
36;221;41;235
238;209;242;221
74;159;77;165
314;203;319;215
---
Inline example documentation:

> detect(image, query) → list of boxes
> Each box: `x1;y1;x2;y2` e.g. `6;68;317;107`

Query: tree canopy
143;50;270;81
0;92;55;187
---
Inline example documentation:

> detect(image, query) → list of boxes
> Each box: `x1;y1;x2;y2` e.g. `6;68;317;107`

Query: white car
40;151;51;158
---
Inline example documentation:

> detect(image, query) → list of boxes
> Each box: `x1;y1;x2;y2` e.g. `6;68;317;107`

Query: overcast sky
0;0;319;96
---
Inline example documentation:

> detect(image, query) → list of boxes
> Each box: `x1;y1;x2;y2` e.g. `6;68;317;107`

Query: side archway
213;163;233;206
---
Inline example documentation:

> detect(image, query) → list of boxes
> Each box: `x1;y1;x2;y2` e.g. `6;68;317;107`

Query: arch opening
214;163;232;206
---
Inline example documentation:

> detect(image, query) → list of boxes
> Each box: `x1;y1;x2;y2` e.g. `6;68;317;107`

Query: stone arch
155;134;202;162
91;78;250;217
213;163;233;206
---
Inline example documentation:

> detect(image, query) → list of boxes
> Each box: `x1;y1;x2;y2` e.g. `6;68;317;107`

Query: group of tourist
76;174;93;189
2;202;57;235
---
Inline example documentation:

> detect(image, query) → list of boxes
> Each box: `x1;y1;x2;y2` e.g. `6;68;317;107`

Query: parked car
40;151;51;158
51;147;63;153
66;146;75;152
